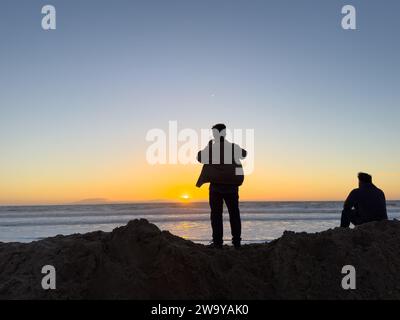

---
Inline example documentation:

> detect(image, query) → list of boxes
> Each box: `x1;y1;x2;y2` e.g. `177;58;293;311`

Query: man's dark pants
209;190;241;246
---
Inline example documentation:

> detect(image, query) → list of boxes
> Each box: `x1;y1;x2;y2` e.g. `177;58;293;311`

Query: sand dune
0;219;399;299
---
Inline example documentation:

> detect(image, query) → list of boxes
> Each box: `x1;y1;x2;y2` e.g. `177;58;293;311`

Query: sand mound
1;219;399;299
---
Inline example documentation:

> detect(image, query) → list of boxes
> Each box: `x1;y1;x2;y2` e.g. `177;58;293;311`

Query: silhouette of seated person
341;172;388;228
196;124;247;249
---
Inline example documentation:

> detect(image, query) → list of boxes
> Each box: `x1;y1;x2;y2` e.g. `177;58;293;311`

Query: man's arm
381;191;388;219
343;190;356;212
197;141;212;164
241;148;247;159
233;144;247;161
340;189;357;227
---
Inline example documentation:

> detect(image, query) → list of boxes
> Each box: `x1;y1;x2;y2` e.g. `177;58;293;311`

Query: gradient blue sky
1;0;400;204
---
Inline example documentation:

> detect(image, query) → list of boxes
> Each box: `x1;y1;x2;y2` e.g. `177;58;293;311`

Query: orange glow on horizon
1;157;400;205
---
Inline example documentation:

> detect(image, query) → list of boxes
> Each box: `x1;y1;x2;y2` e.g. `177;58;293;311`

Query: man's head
212;123;226;139
358;172;372;187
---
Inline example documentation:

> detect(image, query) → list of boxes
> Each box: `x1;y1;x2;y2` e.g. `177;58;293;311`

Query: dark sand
1;219;399;299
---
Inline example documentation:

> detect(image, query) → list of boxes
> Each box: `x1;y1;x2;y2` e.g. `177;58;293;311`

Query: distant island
70;198;111;205
70;199;175;205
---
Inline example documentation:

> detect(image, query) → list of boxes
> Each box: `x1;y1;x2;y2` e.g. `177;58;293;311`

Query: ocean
0;201;399;244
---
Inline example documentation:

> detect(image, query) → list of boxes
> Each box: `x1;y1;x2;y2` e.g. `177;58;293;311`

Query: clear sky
1;0;400;205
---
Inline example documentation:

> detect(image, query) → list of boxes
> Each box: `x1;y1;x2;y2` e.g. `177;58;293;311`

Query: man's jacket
343;183;388;223
196;139;247;187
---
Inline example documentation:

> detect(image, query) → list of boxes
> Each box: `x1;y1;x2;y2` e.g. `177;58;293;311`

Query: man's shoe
233;243;241;250
208;241;223;249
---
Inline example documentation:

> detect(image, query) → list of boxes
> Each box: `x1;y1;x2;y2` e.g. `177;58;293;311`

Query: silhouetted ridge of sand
1;219;399;299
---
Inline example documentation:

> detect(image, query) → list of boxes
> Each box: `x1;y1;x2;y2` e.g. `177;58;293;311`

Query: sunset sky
1;0;400;205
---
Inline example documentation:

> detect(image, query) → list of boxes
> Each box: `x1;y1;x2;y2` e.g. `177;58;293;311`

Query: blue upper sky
1;0;400;203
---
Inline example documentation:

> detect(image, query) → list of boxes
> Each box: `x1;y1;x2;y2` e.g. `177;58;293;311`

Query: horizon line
1;199;400;208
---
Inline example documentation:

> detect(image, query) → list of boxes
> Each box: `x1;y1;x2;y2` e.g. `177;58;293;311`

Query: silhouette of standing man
196;124;247;249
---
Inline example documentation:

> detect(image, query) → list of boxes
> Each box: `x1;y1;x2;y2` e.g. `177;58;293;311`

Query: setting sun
180;194;191;201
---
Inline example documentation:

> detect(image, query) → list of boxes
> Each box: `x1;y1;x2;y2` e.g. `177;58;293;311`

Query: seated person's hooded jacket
343;183;388;224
